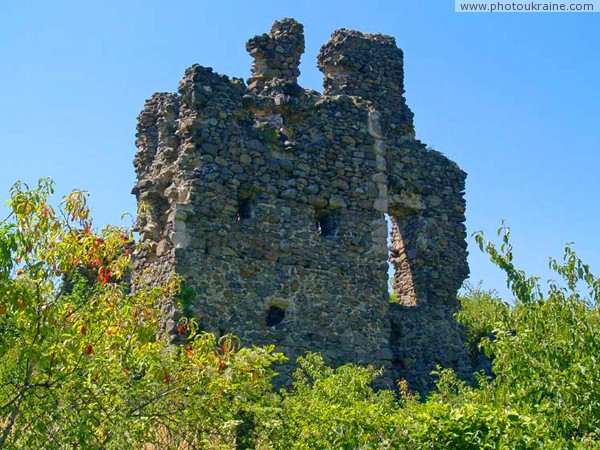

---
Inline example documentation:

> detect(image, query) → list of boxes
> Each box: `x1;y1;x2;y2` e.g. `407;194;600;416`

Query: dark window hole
266;305;286;327
237;199;253;221
316;213;337;237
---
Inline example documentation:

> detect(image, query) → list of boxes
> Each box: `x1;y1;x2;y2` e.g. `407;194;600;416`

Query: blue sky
1;1;598;299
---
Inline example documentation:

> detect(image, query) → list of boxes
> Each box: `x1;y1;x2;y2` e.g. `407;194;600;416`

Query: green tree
0;179;283;449
473;225;600;443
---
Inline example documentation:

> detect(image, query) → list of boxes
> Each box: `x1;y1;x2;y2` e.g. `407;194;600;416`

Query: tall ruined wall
133;19;470;392
317;28;471;388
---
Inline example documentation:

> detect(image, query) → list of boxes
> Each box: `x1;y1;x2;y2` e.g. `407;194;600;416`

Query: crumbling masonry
133;19;470;392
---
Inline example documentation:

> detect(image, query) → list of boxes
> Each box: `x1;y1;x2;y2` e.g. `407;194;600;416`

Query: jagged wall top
244;17;411;130
318;28;414;133
246;18;305;89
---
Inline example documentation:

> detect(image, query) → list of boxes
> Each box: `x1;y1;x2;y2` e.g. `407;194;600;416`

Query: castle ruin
132;19;470;392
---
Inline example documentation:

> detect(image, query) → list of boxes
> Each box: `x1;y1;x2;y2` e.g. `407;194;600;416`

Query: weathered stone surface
133;18;470;392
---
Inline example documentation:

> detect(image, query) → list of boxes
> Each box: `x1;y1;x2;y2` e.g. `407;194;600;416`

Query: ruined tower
133;19;470;391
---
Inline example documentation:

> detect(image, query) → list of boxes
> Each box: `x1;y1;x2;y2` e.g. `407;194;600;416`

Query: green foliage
397;369;554;449
0;179;284;449
254;123;280;144
177;284;196;319
456;284;508;356
473;225;600;444
260;353;401;449
3;180;600;448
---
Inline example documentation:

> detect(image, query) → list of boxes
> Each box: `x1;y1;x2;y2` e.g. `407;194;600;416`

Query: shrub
473;225;600;444
457;283;508;356
0;179;283;449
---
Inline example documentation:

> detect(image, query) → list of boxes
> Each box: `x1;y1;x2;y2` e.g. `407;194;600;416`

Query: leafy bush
259;353;401;449
397;369;555;449
473;225;600;444
0;179;283;449
3;180;600;448
457;284;508;356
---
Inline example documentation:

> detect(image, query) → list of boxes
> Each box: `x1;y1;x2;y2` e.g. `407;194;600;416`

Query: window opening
237;199;253;221
386;213;418;306
315;212;337;237
266;305;286;327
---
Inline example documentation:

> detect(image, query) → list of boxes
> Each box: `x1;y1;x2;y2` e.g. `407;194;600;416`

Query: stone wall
133;19;470;392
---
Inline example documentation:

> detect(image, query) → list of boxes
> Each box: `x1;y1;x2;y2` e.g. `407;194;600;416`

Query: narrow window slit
386;212;418;306
237;199;253;221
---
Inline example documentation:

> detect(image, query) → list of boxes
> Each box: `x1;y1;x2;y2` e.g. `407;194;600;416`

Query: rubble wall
133;19;470;391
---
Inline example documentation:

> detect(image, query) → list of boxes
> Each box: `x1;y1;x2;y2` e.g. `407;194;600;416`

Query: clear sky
1;1;598;300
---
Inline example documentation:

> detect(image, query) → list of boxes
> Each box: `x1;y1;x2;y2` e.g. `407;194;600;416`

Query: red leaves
98;266;112;285
103;271;112;284
219;338;237;354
